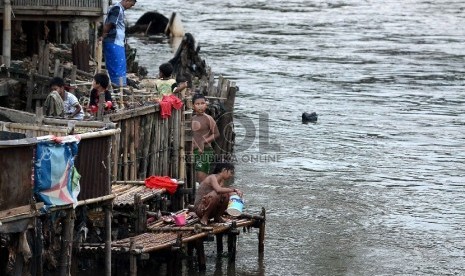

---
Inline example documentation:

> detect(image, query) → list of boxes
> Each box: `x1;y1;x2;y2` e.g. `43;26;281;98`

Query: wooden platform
80;209;265;272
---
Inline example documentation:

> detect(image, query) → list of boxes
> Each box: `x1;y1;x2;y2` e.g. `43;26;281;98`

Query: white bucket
226;195;244;217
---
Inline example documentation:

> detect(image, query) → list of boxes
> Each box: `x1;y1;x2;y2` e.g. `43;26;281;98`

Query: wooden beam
0;202;44;220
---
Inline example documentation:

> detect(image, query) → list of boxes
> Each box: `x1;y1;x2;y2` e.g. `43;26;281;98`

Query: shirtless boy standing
192;93;219;183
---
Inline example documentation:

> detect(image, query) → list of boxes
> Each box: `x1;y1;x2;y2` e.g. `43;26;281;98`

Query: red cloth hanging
145;176;178;194
159;95;183;119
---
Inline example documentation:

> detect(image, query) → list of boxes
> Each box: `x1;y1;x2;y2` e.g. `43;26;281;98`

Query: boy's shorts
194;148;214;174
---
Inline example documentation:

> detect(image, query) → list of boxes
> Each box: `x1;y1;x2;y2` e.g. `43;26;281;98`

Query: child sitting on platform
193;162;243;225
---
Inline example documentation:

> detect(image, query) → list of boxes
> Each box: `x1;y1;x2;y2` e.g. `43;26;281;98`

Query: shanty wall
0;123;115;212
107;105;183;182
0;146;34;211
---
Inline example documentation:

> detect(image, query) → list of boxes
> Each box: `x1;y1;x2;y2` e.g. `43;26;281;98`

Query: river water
126;1;465;275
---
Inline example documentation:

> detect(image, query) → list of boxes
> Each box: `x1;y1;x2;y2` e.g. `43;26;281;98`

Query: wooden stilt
227;221;239;262
258;207;266;254
129;237;137;276
59;209;75;276
187;242;194;259
105;203;112;276
32;218;43;276
216;233;223;255
13;237;24;276
134;194;147;234
194;239;206;271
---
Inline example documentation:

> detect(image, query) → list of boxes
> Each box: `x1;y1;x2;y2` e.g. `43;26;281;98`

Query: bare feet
200;216;209;226
213;216;227;223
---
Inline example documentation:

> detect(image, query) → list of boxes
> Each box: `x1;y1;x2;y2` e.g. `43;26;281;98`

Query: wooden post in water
258;207;266;254
216;234;224;254
195;238;206;271
227;221;239;262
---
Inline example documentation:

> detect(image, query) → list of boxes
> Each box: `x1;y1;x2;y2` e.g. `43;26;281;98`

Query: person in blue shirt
102;0;136;87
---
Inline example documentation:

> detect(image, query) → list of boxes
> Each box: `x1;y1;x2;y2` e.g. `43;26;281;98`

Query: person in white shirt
49;77;84;120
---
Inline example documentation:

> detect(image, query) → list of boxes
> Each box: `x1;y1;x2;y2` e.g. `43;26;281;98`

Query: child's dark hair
212;162;235;174
192;93;205;103
49;77;65;88
159;62;174;78
94;73;110;89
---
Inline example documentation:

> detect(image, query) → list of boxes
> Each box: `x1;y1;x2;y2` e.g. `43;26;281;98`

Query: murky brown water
127;0;465;275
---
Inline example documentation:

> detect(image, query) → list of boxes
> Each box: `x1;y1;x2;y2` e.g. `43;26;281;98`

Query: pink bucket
173;214;186;226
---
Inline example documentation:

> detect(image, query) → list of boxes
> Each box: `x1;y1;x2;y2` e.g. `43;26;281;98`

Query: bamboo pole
179;90;187;181
122;119;128;180
75;194;116;206
113;124;121;181
113;180;145;185
154;115;161;175
96;40;102;73
136;116;145;178
41;117;116;128
163;117;169;175
130;117;136;179
172;109;180;179
119;77;124;110
141;114;154;178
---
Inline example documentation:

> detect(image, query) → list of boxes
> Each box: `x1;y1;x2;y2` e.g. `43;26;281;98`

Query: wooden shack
0;0;108;71
0;121;119;275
